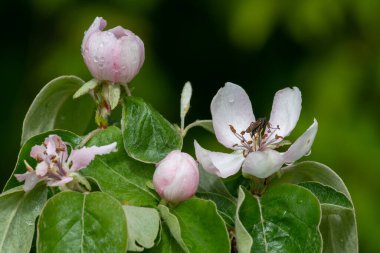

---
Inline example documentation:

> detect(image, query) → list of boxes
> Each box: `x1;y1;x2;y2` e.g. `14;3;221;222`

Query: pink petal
81;17;107;52
118;34;145;83
30;145;46;160
194;140;244;178
211;83;255;149
266;87;302;143
35;162;49;177
242;149;284;178
68;142;117;171
47;176;73;187
283;119;318;164
15;172;42;192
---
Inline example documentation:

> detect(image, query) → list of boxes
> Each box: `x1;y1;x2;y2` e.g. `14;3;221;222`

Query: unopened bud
153;151;199;203
81;17;145;84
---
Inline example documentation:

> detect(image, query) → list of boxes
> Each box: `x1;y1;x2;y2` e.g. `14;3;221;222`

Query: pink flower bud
81;17;145;84
153;151;199;203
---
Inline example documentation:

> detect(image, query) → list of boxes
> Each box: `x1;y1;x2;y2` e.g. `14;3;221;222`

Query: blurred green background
1;0;379;252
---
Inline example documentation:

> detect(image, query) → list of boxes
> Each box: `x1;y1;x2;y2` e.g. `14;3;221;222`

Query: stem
122;83;132;96
182;120;212;137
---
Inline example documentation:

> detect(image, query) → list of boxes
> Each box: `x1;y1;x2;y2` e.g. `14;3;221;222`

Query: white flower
15;134;117;191
194;83;318;179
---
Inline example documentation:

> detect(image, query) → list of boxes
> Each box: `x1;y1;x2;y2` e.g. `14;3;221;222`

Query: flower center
229;118;283;157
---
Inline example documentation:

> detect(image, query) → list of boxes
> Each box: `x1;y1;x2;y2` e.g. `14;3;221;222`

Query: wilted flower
153;150;199;203
81;17;145;84
195;83;318;179
15;134;116;191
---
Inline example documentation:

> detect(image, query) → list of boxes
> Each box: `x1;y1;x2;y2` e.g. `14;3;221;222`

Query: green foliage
0;184;47;253
37;191;127;253
80;126;159;206
158;198;231;253
235;185;322;253
121;96;183;163
21;76;94;145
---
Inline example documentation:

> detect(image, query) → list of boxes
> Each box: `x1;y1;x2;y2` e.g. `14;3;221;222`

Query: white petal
267;87;302;143
30;145;46;160
194;140;244;178
211;83;255;149
283;119;318;163
82;17;107;52
68;142;117;171
242;149;284;178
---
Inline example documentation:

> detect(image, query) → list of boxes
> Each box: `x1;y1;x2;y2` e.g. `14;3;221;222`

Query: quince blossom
15;134;116;191
195;83;318;179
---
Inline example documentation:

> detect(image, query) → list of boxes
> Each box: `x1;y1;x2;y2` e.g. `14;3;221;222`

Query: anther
229;125;236;133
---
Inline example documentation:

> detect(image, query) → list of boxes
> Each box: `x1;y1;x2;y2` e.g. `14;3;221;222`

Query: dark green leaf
3;130;81;191
37;191;127;253
298;181;357;253
145;224;184;253
123;205;160;251
272;161;352;200
21;76;94;145
236;185;322;253
81;126;159;206
121;96;182;163
299;182;352;208
197;165;236;227
0;184;47;253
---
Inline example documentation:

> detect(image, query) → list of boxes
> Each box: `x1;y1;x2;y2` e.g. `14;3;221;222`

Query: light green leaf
123;205;160;252
0;184;47;253
21;75;95;145
108;84;121;110
81;126;159;206
183;120;214;137
298;181;358;253
236;185;322;253
197;165;236;227
121;96;183;163
3;130;81;192
37;191;127;253
180;82;192;129
73;79;98;99
319;204;358;253
160;198;231;253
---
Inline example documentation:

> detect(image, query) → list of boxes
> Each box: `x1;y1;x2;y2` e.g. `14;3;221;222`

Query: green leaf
235;185;322;253
0;184;47;253
197;165;236;227
157;205;189;252
145;224;184;253
3;130;81;191
159;198;231;253
273;161;352;200
272;161;359;252
121;96;182;163
21;75;95;145
123;205;160;251
37;191;127;253
299;182;352;208
298;182;357;253
81;126;159;206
